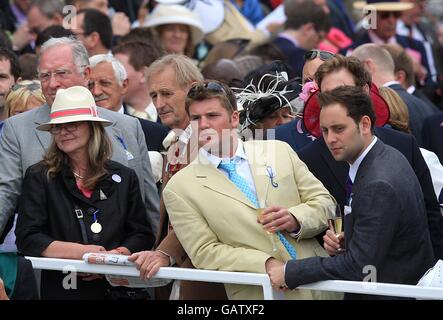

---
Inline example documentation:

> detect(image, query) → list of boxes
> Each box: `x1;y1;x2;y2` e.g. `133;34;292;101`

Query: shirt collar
407;85;416;94
368;30;397;45
200;139;247;168
117;105;124;114
382;80;401;87
349;136;378;183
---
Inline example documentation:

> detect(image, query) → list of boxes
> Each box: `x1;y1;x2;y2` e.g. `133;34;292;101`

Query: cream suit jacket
163;140;341;300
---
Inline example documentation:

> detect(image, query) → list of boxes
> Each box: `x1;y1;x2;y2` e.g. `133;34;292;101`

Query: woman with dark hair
16;86;154;299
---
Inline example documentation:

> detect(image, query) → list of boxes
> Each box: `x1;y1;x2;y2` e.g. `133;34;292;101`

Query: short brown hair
318;85;376;133
185;80;237;115
315;55;372;90
284;0;330;32
113;40;165;71
381;44;415;88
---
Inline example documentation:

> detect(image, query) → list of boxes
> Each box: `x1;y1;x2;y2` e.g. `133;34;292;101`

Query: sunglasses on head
11;82;41;92
379;11;401;19
304;50;335;62
187;81;226;98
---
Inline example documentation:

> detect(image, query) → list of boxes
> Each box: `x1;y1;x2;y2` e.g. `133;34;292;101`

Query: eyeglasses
49;122;79;135
304;50;335;62
187;81;226;98
39;69;73;83
379;11;401;19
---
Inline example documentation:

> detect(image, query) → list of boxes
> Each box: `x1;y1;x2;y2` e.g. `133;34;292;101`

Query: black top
16;160;154;299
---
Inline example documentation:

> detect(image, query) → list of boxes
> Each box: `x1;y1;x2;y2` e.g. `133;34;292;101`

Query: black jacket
287;140;435;299
298;126;443;260
16;160;154;299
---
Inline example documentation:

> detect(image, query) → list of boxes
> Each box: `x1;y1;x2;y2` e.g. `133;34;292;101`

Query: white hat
353;0;414;11
144;4;204;46
37;86;112;131
155;0;224;34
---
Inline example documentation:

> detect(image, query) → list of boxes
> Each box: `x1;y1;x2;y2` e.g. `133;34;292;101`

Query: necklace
73;171;85;179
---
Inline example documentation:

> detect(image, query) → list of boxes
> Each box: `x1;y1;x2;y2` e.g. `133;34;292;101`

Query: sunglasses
379;11;401;19
304;50;335;62
11;82;41;91
187;81;226;98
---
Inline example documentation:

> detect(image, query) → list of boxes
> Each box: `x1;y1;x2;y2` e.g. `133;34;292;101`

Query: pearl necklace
73;171;85;179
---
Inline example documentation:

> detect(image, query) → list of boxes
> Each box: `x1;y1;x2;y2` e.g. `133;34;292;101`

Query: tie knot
218;161;236;173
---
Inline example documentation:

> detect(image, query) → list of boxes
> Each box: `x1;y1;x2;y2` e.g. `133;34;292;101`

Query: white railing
27;257;443;300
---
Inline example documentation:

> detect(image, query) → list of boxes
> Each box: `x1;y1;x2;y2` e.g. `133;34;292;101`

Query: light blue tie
218;160;297;259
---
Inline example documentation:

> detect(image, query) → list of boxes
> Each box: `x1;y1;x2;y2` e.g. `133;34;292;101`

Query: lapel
33;104;52;151
353;139;384;193
319;139;347;192
97;108;127;165
243;141;269;204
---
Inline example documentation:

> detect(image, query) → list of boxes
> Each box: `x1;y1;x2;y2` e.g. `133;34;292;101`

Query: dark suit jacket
422;111;443;165
413;88;440;113
388;83;436;146
298;126;443;260
342;32;430;77
286;140;436;299
272;37;306;79
274;118;315;152
123;107;170;152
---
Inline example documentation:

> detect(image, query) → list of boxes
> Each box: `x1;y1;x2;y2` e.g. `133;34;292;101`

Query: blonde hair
4;80;46;118
43;122;113;190
378;86;410;133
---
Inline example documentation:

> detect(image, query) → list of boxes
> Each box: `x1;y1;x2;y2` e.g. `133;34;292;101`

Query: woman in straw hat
142;4;204;58
16;86;154;299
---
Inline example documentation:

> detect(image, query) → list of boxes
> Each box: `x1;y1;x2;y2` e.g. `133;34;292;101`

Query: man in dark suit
268;86;435;299
272;0;329;79
422;112;443;165
295;54;443;259
352;43;437;145
342;0;432;81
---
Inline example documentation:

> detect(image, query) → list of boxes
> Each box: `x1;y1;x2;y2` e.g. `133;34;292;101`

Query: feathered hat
233;61;301;132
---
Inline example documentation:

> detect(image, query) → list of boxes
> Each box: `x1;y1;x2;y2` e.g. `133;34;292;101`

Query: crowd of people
0;0;442;300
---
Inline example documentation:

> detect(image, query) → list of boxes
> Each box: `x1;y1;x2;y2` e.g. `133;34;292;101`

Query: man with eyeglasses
161;80;339;300
0;37;160;245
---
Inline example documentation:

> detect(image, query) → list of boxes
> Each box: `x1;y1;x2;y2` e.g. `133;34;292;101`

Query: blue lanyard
92;209;100;222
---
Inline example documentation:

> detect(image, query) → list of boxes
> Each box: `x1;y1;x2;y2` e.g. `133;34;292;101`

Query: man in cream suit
163;80;339;300
0;37;160;237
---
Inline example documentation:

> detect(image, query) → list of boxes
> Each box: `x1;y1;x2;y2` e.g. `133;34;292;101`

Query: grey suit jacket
0;104;159;236
285;140;435;299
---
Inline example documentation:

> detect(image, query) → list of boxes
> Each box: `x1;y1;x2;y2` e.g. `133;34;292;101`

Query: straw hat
353;0;414;11
37;86;112;131
144;4;204;46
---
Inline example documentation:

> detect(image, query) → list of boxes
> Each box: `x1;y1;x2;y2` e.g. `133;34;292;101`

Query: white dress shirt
349;136;378;183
